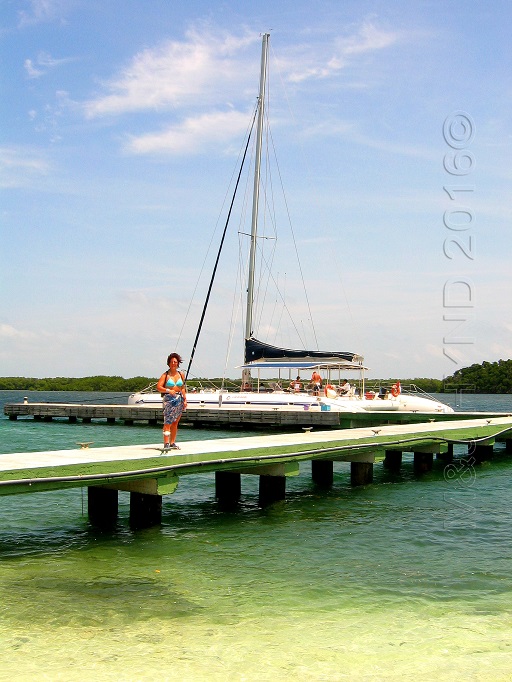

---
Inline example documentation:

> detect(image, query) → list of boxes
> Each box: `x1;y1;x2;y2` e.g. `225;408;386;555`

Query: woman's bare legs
170;418;180;444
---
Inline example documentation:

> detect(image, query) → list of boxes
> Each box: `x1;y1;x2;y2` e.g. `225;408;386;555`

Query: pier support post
129;492;162;530
311;460;334;488
215;471;241;507
87;487;118;528
505;439;512;453
473;443;494;463
350;462;373;486
383;450;402;472
437;443;454;462
413;452;433;474
259;475;286;507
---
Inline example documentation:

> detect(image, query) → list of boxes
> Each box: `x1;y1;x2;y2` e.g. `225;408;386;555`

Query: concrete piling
350;461;373;486
215;471;241;507
311;460;334;487
259;475;286;507
383;450;402;472
87;487;118;528
129;492;162;530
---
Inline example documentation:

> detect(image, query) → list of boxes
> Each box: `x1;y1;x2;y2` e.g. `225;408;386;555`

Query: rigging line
184;105;259;383
254;112;279;336
221;240;245;388
272;272;287;346
271;43;360;354
268;125;319;350
176;107;258;350
267;271;279;343
267;39;320;350
218;136;257;386
249;81;281;340
253;241;307;348
234;120;258;340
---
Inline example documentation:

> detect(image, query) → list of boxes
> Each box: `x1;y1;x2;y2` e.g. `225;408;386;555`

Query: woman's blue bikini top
166;375;184;388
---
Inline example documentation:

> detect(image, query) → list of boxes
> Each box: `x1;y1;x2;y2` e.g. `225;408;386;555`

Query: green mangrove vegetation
0;359;510;393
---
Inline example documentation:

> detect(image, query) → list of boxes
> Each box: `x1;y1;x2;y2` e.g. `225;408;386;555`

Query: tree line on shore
0;359;510;393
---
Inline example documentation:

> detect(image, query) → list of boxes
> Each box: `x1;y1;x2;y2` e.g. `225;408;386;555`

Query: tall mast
245;32;269;345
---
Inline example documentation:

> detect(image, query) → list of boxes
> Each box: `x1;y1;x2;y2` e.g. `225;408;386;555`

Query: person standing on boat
310;370;323;395
156;353;187;450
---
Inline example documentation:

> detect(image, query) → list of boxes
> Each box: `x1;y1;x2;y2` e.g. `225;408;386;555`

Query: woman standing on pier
156;353;187;450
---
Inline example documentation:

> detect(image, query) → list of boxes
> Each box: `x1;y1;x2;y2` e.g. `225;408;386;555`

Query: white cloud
83;22;402;119
24;51;75;78
339;21;400;55
0;324;36;340
286;21;401;83
24;58;44;78
126;109;252;155
84;29;259;118
18;0;70;27
0;147;49;188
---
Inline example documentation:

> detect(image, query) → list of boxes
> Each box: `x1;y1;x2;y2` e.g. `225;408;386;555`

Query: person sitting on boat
339;379;351;395
289;376;302;392
310;371;323;396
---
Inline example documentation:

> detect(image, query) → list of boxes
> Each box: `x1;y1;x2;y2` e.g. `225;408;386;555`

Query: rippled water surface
1;391;511;680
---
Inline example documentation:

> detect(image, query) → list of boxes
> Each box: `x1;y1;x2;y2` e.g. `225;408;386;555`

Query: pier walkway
2;416;512;529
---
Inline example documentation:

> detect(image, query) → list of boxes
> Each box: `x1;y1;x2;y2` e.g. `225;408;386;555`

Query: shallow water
1;391;511;680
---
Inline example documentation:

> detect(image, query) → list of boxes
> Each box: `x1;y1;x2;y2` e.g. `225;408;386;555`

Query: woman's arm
156;372;171;394
180;373;187;407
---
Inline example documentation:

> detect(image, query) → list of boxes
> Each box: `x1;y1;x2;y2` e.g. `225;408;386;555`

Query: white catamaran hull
127;390;454;414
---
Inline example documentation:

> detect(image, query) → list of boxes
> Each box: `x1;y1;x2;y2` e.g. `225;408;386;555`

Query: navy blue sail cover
245;337;363;365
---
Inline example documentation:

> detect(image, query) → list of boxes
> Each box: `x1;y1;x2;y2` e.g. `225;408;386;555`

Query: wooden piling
473;443;494;463
259;475;286;507
383;450;402;472
215;471;241;506
350;462;373;486
437;443;454;462
129;491;162;529
311;460;334;487
87;487;118;528
413;452;434;474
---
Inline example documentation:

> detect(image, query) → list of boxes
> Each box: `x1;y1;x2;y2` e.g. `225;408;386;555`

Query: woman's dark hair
166;352;183;366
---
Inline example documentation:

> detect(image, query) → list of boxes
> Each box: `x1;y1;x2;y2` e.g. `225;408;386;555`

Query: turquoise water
1;391;511;681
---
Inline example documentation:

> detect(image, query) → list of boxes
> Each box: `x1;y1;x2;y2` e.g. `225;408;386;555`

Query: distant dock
1;415;512;529
4;400;509;429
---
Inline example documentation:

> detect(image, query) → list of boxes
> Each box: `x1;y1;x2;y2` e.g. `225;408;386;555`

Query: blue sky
1;0;511;381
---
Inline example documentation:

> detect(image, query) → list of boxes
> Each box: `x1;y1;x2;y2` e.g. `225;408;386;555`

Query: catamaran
128;34;453;415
